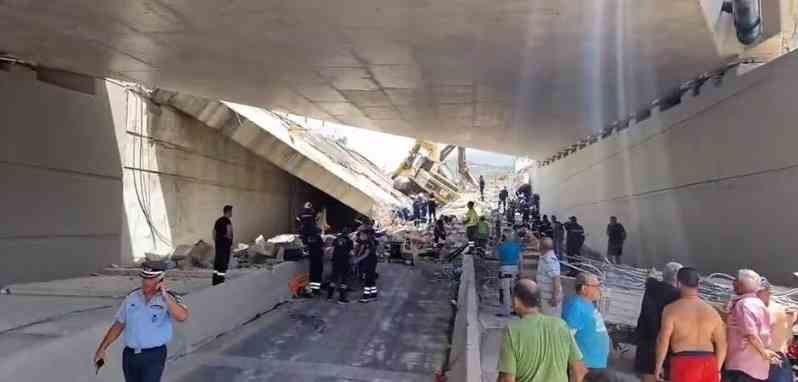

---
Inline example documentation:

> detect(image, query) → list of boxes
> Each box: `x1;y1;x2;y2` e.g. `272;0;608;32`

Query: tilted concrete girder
151;90;407;217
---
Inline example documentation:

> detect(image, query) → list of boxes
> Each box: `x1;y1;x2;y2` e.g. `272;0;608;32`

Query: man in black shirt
606;216;627;264
564;216;585;261
498;187;508;212
212;205;234;285
427;197;437;223
296;202;318;242
551;215;565;258
356;226;379;303
634;262;682;382
327;228;354;303
539;215;553;238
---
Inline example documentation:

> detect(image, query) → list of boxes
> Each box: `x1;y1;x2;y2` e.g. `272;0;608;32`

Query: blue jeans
769;353;792;382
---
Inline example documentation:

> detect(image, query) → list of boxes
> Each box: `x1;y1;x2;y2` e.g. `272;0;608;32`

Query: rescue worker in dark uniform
427;197;438;222
564;216;585;261
519;197;530;226
540;215;553;238
606;216;627;264
305;227;324;296
296;202;318;243
498;187;508;212
355;225;379;303
551;215;565;258
212;205;233;285
434;218;447;244
506;198;516;226
327;227;354;303
516;183;532;202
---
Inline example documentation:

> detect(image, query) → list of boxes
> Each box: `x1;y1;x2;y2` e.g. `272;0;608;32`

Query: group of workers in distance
494;185;627;266
296;202;380;304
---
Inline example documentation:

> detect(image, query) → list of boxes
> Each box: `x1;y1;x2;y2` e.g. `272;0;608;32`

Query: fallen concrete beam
150;90;407;217
0;261;305;381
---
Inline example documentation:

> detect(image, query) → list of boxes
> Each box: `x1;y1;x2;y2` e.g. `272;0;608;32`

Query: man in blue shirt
562;272;612;382
94;261;190;382
496;232;522;317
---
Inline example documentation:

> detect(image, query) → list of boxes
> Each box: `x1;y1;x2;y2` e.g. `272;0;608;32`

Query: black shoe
327;289;334;300
359;294;374;303
337;298;350;304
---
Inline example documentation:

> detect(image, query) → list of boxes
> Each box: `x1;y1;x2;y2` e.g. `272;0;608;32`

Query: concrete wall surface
0;67;123;286
448;254;482;382
120;91;315;262
535;49;798;283
0;261;305;382
0;68;321;284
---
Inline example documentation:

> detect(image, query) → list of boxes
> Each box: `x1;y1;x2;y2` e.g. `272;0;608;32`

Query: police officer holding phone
94;261;190;382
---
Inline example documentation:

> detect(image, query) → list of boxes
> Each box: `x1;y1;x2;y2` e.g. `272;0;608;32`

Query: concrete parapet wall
448;255;482;382
536;49;798;284
0;261;305;381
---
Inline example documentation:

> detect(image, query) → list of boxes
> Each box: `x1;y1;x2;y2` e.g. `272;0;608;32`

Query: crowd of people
484;183;796;382
92;187;795;382
491;214;795;381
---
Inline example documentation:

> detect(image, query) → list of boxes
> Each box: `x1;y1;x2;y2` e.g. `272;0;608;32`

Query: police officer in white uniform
94;261;190;382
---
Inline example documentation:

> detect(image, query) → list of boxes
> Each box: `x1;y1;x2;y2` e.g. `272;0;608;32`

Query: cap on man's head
304;202;312;209
139;260;167;279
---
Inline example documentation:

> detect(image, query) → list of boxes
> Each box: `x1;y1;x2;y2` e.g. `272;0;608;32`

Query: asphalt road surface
167;262;456;382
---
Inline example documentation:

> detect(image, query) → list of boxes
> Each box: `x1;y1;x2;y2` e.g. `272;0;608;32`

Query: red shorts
670;351;720;382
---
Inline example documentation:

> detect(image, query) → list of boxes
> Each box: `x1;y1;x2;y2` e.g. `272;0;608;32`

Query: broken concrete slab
188;240;214;268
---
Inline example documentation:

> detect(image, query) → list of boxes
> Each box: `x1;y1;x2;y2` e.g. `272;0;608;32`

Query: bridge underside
0;0;740;156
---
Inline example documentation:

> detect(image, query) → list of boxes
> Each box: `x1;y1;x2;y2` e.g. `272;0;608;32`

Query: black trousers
428;207;437;222
466;226;477;242
213;240;231;285
362;255;378;290
123;346;166;382
309;252;323;287
328;259;350;298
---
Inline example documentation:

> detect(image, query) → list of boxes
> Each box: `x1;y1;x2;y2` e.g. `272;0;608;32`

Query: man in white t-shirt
536;237;562;316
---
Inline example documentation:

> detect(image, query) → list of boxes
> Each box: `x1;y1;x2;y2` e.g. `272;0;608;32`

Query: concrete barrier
447;254;482;382
0;261;305;381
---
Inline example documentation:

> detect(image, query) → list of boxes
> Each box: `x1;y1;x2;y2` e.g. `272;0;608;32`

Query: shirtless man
757;279;797;382
655;267;727;382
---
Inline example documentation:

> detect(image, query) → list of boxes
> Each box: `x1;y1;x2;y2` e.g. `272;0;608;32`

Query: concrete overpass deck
165;263;455;382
